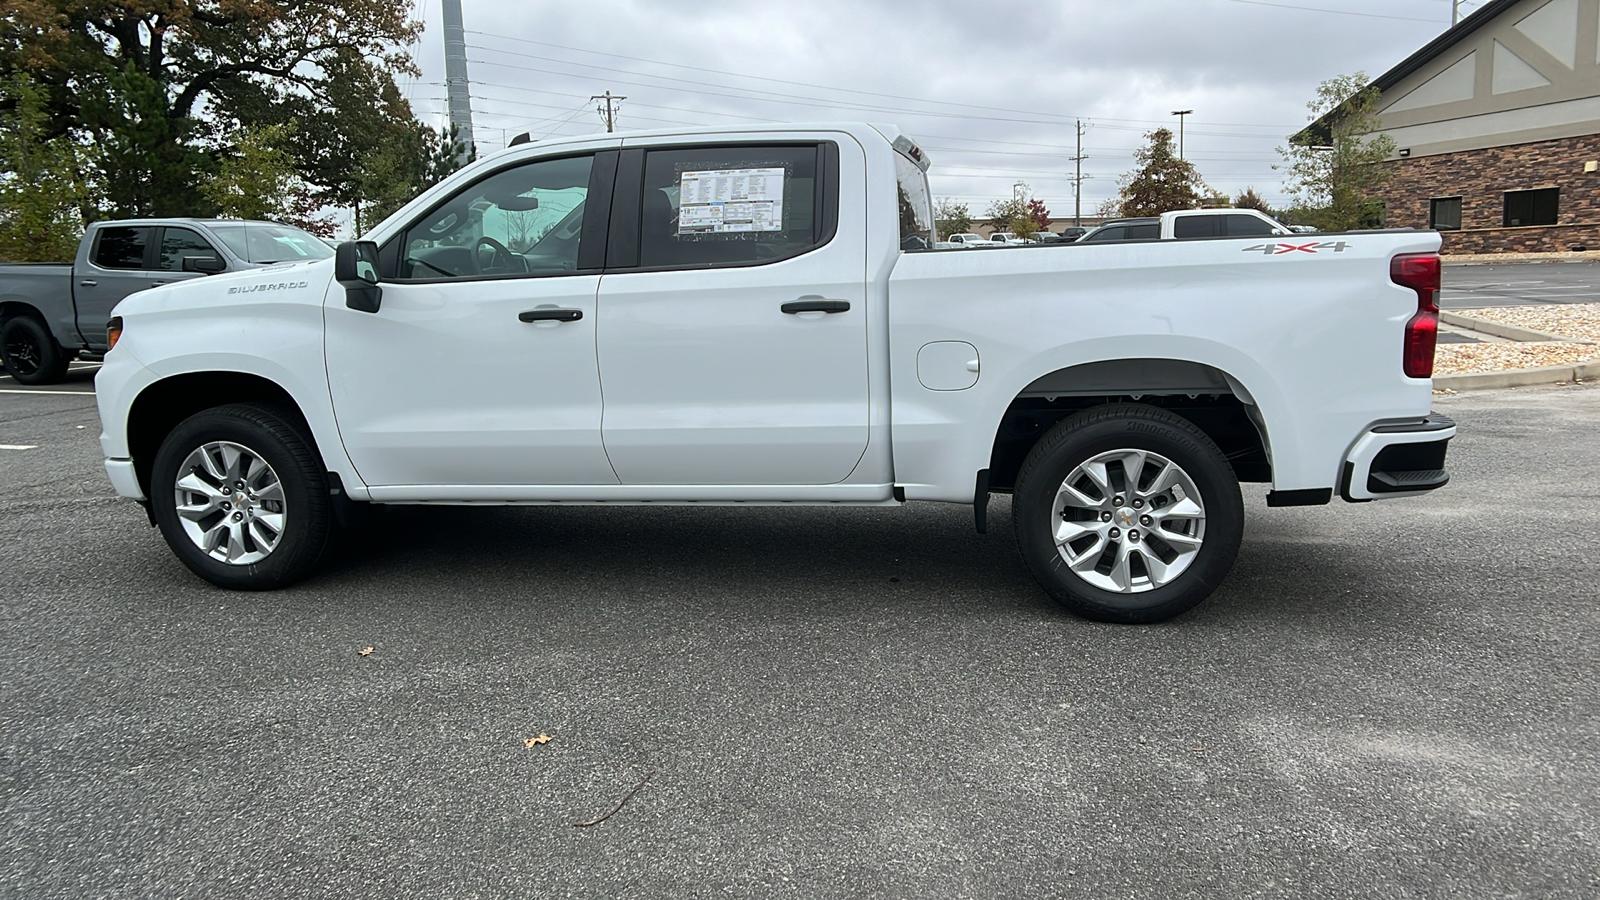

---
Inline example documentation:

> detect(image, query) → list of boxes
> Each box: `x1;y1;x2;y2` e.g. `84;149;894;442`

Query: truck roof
88;218;289;228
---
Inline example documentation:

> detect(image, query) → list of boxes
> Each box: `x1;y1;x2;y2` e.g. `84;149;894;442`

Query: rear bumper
1341;414;1456;502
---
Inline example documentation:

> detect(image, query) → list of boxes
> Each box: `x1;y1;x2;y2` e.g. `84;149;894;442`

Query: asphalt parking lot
1442;260;1600;308
3;372;1598;898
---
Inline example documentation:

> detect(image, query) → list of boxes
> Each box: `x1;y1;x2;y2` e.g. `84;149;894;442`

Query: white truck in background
1078;208;1294;244
94;123;1454;623
945;233;997;248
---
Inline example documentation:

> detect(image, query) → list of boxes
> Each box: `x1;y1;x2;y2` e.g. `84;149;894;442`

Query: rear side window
638;144;824;268
894;151;934;250
1223;215;1277;237
93;227;151;269
1172;216;1217;239
1126;224;1159;240
158;227;222;271
1083;227;1123;242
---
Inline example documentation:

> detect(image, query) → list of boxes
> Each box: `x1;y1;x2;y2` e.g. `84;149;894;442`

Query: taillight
107;316;123;351
1391;254;1440;378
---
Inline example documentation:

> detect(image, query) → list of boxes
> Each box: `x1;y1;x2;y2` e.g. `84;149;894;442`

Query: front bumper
1341;414;1456;502
105;458;145;501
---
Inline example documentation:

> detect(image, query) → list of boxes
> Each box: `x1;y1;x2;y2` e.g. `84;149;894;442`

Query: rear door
74;225;157;343
594;137;870;485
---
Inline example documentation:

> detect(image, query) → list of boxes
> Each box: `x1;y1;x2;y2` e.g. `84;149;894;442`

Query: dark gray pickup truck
0;218;334;384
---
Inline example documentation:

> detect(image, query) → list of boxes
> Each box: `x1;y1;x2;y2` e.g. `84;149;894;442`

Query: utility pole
1068;119;1088;227
1452;0;1462;24
591;91;626;133
1171;109;1193;160
441;0;476;164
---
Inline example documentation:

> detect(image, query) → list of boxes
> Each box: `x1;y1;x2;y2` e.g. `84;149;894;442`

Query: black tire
0;316;71;385
150;404;332;590
1012;403;1243;624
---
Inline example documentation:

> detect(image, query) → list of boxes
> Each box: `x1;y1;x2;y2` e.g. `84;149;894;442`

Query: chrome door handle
79;279;98;287
150;281;168;286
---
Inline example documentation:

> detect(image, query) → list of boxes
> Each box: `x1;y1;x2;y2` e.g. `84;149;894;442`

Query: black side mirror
181;256;225;274
335;240;383;313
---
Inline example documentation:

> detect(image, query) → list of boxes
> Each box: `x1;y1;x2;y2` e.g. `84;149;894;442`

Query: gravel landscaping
1436;302;1600;375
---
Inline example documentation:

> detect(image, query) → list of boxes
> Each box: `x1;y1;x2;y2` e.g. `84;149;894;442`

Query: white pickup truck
944;233;996;248
95;123;1454;623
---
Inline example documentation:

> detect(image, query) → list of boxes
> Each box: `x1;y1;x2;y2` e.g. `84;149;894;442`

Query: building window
1503;188;1558;227
1430;197;1462;231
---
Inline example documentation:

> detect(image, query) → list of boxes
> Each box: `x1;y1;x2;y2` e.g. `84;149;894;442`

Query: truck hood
112;258;336;318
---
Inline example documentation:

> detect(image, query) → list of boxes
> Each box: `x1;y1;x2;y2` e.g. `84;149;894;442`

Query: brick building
1320;0;1600;253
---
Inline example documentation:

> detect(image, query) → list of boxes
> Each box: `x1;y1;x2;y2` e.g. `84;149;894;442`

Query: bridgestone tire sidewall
150;405;331;590
1013;404;1244;624
1;317;69;385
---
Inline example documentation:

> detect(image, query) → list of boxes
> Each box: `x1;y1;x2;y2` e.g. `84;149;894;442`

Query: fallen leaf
358;647;374;656
524;734;552;748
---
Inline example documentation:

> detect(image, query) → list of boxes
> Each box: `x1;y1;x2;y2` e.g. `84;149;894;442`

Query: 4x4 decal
1242;241;1349;255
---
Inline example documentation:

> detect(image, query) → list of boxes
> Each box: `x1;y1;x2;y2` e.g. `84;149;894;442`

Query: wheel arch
0;299;50;324
986;358;1273;493
126;372;317;499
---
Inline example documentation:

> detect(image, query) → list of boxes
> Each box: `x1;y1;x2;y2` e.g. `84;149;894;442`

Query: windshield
209;223;336;264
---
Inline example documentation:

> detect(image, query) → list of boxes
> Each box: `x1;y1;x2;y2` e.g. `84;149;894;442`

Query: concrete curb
1438;311;1578;343
1436;360;1598;391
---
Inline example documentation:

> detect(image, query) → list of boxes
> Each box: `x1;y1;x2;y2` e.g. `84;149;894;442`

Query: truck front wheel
0;316;70;385
1012;404;1243;623
150;404;332;590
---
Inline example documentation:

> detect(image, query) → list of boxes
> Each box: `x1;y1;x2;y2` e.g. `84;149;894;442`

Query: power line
1225;0;1442;22
434;63;1296;142
461;32;1297;132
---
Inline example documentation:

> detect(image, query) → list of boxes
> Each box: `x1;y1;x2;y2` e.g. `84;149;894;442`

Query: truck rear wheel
150;404;332;590
1012;403;1243;623
0;316;70;385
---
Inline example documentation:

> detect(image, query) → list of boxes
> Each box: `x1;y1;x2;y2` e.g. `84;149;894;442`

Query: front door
325;151;618;487
595;139;870;485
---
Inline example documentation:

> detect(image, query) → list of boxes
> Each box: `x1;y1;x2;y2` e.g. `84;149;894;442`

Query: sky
395;0;1487;220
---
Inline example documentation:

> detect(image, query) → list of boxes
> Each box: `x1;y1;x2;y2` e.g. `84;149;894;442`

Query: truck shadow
312;500;1405;625
318;499;1053;618
0;365;99;387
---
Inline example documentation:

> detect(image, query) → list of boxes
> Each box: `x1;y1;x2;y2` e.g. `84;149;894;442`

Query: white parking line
0;444;38;450
0;389;95;395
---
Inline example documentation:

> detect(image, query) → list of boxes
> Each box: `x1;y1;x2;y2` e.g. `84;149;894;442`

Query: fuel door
916;341;980;391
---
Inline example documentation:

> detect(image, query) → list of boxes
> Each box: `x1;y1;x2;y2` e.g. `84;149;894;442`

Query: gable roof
1293;0;1525;144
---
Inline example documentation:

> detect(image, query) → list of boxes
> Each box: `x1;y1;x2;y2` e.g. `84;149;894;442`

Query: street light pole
1171;109;1194;160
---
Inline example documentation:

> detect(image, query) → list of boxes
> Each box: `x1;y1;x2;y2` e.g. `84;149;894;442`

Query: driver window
398;154;593;279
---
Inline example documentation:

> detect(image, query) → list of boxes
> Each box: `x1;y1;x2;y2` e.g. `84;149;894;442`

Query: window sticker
677;167;786;235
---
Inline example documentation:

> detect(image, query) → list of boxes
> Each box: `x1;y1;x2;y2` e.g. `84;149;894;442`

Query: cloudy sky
397;0;1486;218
